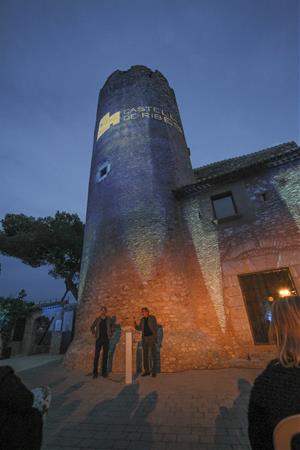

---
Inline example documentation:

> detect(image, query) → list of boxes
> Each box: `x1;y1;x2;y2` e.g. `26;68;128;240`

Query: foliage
17;289;27;300
0;295;36;344
0;211;84;300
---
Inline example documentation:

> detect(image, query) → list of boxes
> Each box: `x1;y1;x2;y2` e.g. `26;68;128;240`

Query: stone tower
66;66;231;372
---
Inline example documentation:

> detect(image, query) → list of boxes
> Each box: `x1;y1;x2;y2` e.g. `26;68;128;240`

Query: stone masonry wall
66;66;235;373
182;159;300;364
65;65;299;373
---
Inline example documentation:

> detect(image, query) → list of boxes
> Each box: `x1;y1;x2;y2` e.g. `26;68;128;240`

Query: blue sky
0;0;298;301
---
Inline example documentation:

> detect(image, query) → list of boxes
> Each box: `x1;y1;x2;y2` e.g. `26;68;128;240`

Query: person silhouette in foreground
248;295;300;450
134;307;158;377
0;365;51;450
91;305;114;378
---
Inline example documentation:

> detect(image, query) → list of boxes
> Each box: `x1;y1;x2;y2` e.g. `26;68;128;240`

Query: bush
0;294;36;356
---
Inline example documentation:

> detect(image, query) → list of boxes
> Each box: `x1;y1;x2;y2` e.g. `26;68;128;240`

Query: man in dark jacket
0;365;43;450
91;306;114;378
134;307;158;377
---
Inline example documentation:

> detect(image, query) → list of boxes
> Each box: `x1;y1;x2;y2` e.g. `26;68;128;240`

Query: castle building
66;66;300;372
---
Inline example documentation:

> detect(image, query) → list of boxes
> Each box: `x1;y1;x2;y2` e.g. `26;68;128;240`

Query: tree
0;212;84;301
0;296;36;357
17;289;27;300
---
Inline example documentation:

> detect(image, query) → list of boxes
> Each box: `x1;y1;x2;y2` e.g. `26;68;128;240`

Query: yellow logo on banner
97;111;121;140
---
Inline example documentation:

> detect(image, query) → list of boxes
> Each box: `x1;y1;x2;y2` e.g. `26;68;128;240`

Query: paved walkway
0;354;63;372
19;359;260;450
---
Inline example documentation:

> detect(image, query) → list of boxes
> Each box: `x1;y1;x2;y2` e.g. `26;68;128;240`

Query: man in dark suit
91;306;114;378
134;307;158;377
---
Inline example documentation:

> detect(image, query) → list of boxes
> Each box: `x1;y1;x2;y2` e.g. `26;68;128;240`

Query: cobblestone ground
20;360;260;450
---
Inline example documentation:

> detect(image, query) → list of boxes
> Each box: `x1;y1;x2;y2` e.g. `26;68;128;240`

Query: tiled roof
175;141;299;198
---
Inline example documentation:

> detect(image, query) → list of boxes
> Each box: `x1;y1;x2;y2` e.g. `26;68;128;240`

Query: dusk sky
0;0;298;301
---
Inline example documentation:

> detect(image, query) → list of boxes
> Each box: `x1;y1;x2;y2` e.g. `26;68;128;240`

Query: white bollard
125;330;133;384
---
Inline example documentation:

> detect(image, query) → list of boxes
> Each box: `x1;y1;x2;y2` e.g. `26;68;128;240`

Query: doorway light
278;289;291;297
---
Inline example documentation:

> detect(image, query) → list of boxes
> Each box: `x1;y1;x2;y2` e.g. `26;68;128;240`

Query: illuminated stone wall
182;159;300;361
65;65;299;373
65;66;235;373
224;162;300;353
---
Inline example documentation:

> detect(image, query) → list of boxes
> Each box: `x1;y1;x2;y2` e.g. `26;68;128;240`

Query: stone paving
0;354;63;372
19;360;260;450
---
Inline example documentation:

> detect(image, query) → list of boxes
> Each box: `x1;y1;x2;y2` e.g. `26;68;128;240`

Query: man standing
134;307;158;377
91;306;114;378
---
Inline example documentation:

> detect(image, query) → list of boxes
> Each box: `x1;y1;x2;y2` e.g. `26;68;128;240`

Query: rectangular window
211;192;237;219
239;268;297;344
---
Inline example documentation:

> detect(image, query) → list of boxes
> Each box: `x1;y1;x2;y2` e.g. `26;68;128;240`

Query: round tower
66;66;230;372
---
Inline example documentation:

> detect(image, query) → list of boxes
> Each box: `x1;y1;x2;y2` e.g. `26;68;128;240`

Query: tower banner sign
97;106;183;140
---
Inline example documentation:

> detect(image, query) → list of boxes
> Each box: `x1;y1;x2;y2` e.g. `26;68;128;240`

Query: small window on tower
96;162;111;183
211;192;237;220
100;167;107;177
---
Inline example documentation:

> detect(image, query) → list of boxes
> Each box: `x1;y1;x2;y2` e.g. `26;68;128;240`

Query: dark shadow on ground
213;378;252;450
48;381;84;412
48;376;68;389
44;379;85;423
45;383;158;450
62;381;85;395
